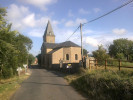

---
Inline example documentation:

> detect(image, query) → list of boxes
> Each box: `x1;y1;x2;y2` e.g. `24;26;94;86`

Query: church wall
52;48;63;64
70;47;81;63
63;47;71;63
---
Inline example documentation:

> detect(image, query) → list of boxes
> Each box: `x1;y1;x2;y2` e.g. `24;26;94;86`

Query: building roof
54;41;80;49
43;20;54;38
43;42;59;49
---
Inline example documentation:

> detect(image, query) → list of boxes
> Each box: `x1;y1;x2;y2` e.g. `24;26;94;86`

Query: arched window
75;54;78;60
66;54;69;60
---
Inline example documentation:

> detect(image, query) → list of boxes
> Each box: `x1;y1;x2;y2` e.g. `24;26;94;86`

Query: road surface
11;65;86;100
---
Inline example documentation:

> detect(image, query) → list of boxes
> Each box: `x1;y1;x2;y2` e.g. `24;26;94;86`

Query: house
41;21;81;69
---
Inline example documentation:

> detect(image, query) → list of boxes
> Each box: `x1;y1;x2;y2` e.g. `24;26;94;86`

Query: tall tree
0;7;32;79
93;45;109;61
109;38;133;60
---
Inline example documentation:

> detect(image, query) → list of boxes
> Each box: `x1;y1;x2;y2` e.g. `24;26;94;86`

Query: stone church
41;21;81;69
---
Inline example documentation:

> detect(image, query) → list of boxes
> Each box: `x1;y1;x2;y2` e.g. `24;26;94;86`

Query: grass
0;74;29;100
65;68;133;100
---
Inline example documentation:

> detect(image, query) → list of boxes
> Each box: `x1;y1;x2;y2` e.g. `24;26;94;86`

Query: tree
0;7;33;79
83;49;88;56
109;38;133;60
93;45;109;61
28;54;35;65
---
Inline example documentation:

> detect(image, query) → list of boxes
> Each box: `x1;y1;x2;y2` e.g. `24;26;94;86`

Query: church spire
43;20;55;43
44;20;54;36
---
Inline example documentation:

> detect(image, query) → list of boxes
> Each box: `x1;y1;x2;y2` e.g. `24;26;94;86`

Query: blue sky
1;0;133;56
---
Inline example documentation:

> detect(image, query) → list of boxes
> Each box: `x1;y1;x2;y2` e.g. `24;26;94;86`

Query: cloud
7;4;30;30
112;28;127;35
7;4;59;38
18;0;58;10
65;18;87;27
79;8;89;14
28;29;44;37
93;8;101;13
22;13;36;27
84;37;100;47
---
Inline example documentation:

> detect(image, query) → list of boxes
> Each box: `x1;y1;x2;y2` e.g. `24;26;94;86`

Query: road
11;65;86;100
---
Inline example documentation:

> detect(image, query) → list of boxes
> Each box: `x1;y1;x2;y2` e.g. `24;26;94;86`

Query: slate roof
43;20;55;38
53;41;80;49
43;42;59;49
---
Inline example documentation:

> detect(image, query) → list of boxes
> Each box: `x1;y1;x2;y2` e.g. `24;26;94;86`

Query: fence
88;59;133;71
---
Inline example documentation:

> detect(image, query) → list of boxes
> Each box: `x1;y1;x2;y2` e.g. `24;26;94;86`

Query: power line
83;0;133;25
66;25;80;41
65;0;133;41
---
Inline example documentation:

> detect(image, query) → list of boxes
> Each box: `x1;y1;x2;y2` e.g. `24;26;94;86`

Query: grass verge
65;68;133;100
0;74;29;100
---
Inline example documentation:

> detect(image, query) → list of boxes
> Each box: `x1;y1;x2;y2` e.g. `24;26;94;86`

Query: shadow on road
23;81;69;86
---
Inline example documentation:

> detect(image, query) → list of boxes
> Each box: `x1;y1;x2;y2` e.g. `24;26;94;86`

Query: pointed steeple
44;20;54;36
43;20;55;43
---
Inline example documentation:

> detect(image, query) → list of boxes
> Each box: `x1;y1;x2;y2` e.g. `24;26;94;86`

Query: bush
70;70;133;100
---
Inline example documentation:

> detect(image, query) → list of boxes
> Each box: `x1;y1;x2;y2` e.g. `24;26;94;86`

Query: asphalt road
11;65;86;100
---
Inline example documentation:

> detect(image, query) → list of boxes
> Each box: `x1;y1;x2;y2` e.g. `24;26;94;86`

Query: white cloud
7;4;30;30
19;0;58;10
112;28;127;35
84;37;100;47
93;8;101;13
22;13;36;27
7;4;59;38
79;8;89;14
65;18;87;27
28;29;44;37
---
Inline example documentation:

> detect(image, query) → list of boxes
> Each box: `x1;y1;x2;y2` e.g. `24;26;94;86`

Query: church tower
43;20;55;43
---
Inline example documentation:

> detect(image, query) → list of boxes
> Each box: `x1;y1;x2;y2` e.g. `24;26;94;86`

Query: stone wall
52;48;63;64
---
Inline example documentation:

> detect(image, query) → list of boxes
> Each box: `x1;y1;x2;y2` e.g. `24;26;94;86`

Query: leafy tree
109;38;133;60
93;45;109;61
0;7;32;79
83;49;88;56
28;54;35;65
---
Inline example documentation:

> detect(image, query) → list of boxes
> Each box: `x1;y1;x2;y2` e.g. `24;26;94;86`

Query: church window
75;54;78;60
66;54;69;60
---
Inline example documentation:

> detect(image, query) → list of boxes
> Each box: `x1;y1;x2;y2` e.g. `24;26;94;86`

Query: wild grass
65;68;133;100
0;75;29;100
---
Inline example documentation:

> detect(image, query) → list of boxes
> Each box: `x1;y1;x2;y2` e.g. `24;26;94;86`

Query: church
41;21;81;69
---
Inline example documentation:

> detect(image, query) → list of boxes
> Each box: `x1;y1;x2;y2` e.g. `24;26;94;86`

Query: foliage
109;38;133;60
92;45;109;61
28;54;35;65
83;49;88;56
66;69;133;100
0;7;32;79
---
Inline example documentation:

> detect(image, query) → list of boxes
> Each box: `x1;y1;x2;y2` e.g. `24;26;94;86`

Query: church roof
43;20;54;37
43;41;80;49
43;42;59;49
54;41;80;49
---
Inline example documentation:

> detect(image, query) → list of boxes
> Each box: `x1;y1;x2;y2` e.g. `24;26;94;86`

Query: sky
1;0;133;56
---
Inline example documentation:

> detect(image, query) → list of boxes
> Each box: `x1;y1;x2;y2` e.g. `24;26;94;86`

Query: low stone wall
51;63;80;73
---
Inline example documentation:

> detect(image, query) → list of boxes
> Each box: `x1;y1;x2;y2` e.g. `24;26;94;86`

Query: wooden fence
89;59;133;71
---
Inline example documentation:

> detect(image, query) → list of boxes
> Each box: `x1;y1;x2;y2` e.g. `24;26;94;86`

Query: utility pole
80;23;83;61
